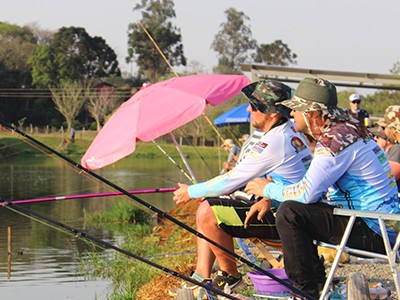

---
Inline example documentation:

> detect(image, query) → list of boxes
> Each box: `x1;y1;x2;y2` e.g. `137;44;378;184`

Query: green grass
0;130;221;158
86;201;150;225
80;202;159;299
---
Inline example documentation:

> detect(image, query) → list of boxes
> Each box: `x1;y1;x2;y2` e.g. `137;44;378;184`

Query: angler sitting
171;79;313;297
244;78;399;298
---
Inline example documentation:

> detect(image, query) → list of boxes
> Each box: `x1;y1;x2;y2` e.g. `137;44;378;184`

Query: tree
211;8;256;74
0;22;37;88
49;80;87;132
390;61;400;75
26;22;54;45
86;83;117;131
182;60;208;75
127;0;186;82
30;27;121;87
254;40;297;66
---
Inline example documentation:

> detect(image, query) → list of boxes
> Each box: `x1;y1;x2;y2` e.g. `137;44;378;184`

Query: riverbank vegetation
83;196;256;299
83;200;201;299
0;130;223;159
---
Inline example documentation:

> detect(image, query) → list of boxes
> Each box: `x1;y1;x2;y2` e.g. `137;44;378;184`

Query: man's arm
247;150;351;204
188;134;287;199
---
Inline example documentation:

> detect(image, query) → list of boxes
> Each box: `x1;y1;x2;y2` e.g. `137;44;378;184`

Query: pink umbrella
81;74;250;170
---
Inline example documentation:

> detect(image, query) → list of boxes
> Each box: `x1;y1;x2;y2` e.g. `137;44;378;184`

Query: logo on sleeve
250;141;268;157
291;137;306;153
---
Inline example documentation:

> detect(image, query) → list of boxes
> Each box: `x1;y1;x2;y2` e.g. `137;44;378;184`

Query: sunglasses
351;100;361;104
249;102;258;111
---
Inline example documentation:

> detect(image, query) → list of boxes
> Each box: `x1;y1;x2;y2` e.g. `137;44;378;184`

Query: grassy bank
84;200;255;299
0;131;222;159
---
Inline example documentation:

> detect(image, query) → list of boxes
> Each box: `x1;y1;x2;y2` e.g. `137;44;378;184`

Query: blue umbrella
214;103;250;127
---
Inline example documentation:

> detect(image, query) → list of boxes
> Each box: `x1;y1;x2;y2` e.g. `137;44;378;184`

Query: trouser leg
276;201;329;297
276;201;386;298
276;201;385;297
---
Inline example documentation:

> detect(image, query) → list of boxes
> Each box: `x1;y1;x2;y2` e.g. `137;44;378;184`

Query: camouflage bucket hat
241;79;292;115
280;78;348;121
378;105;400;131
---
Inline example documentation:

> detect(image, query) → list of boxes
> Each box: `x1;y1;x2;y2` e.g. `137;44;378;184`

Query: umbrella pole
168;133;198;183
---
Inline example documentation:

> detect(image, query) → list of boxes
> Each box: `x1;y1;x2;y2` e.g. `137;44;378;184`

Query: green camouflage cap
280;77;348;121
241;79;292;115
377;105;400;131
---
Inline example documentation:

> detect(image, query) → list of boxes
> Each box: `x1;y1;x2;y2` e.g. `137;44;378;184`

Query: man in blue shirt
245;78;399;298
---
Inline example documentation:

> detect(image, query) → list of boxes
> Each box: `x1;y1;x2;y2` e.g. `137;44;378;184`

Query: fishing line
151;140;194;183
0;121;314;299
226;126;242;146
174;127;216;178
4;203;240;300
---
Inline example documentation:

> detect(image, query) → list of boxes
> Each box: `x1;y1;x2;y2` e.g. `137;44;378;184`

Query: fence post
7;226;11;280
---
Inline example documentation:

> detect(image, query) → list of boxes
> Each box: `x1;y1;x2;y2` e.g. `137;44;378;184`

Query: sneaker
212;270;244;291
168;278;212;298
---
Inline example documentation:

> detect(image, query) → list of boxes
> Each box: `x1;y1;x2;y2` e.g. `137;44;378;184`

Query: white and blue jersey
188;121;313;199
264;137;400;243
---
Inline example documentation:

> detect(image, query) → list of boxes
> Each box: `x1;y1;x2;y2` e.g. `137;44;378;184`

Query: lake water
0;154;219;300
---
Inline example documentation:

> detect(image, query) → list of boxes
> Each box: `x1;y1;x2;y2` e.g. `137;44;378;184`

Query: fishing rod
151;139;195;183
3;203;239;300
0;187;177;206
0;121;314;299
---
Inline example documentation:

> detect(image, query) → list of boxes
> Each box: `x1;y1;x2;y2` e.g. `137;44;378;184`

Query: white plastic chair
319;208;400;300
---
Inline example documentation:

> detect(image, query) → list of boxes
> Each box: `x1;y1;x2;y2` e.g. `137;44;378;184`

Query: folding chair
249;238;284;269
319;208;400;300
240;208;400;300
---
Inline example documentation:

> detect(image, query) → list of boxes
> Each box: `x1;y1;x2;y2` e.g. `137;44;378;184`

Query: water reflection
0;155;218;299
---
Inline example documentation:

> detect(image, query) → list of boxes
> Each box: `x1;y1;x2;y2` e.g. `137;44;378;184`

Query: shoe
369;283;391;300
212;270;244;291
168;278;212;298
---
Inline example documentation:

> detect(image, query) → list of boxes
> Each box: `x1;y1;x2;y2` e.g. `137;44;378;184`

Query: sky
1;0;400;81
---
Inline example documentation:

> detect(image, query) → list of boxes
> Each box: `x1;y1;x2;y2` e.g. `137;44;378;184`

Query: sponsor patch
291;136;306;153
251;141;268;155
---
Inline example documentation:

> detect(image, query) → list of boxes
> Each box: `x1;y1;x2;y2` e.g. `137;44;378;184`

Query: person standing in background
71;128;76;143
348;93;370;127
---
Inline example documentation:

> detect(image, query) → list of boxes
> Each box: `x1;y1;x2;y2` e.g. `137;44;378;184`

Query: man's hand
244;198;272;229
244;176;274;198
173;182;191;205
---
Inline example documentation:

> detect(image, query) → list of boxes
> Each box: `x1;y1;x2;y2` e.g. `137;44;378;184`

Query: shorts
205;196;280;240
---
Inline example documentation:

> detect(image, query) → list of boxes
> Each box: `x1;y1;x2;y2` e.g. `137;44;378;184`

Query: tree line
0;0;399;144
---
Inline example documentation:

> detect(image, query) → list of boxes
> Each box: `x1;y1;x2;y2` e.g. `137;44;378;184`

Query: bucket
247;268;292;295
